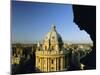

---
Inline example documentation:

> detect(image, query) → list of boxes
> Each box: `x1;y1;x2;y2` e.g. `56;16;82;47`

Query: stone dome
36;25;68;72
44;25;63;45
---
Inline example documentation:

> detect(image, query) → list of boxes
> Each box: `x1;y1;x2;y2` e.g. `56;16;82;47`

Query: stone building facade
35;25;68;72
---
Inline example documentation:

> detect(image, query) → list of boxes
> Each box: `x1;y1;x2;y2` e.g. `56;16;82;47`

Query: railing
35;50;67;55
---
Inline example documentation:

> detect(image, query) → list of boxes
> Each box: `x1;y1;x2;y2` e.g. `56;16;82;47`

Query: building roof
44;25;63;44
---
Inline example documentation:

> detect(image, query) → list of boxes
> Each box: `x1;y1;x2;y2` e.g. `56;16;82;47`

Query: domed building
35;25;69;72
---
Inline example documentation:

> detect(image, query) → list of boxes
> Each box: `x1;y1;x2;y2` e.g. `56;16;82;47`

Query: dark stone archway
72;5;96;69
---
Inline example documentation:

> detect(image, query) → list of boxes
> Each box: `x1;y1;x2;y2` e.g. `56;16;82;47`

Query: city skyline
12;1;92;44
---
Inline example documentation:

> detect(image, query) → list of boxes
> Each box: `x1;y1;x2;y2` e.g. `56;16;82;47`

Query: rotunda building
35;25;69;72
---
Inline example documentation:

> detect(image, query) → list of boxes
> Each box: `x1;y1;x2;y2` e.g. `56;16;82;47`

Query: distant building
11;25;92;73
35;25;68;72
12;47;23;64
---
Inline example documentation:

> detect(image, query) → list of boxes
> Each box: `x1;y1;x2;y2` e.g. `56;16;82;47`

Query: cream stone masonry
35;25;68;72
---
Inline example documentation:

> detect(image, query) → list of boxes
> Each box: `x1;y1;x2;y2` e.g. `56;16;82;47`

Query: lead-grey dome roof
44;25;63;44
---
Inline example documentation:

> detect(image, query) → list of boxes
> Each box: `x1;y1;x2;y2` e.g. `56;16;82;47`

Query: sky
12;1;92;44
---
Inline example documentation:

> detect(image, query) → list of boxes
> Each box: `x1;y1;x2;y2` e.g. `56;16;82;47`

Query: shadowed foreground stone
73;5;96;69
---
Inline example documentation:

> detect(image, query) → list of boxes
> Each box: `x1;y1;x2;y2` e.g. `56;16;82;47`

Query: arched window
51;67;54;70
45;46;47;50
51;59;54;64
52;46;54;50
52;36;55;39
38;58;40;63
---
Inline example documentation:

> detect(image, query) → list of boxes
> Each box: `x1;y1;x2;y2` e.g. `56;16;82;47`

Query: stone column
47;58;48;71
45;58;47;72
40;57;43;71
55;58;57;71
48;58;50;71
54;58;56;71
60;57;64;71
36;56;37;68
57;58;59;71
63;56;65;70
40;57;41;71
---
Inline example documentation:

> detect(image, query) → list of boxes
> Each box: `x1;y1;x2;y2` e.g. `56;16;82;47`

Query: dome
44;25;63;44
